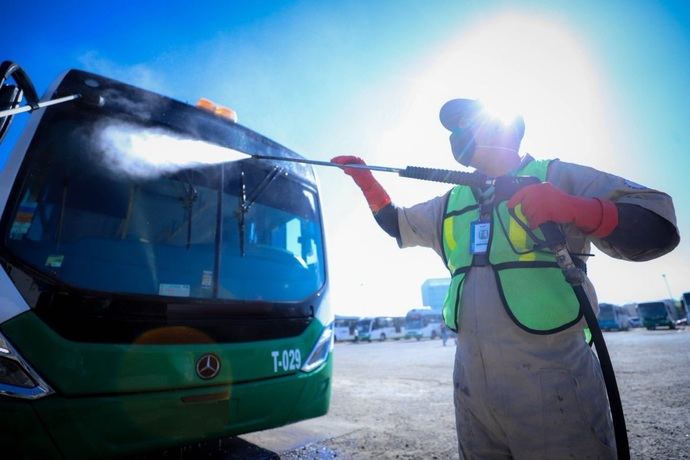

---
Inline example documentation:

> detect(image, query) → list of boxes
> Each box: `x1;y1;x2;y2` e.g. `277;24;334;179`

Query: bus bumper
0;358;332;459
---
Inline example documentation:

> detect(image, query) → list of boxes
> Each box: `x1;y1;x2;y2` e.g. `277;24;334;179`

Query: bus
404;307;443;340
334;315;359;342
637;300;679;330
680;292;690;325
596;303;630;331
0;67;333;458
355;316;406;342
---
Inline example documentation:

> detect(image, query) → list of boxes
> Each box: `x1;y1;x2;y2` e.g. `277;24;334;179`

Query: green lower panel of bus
0;398;63;459
0;310;332;457
0;311;326;395
1;359;331;459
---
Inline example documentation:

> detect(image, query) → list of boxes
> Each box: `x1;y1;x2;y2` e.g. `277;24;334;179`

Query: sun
383;9;617;172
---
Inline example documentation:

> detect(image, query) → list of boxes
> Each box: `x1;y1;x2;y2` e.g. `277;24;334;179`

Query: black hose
574;284;630;459
510;220;629;458
0;61;39;106
534;223;629;459
0;61;39;145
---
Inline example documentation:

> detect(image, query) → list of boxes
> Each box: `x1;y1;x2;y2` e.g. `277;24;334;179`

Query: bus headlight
0;332;54;399
300;322;334;373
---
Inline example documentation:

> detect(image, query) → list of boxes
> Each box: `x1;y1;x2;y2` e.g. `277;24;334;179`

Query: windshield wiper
245;166;284;210
181;181;198;249
55;179;68;251
236;166;283;256
238;170;247;256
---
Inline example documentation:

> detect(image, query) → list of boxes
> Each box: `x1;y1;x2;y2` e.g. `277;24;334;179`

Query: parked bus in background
0;67;333;459
622;303;641;328
355;316;405;342
637;300;679;330
597;303;630;331
334;315;359;342
680;292;690;325
404;307;443;340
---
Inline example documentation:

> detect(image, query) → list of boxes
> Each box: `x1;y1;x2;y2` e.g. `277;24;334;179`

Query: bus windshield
335;318;357;328
356;319;372;333
598;304;615;320
406;319;423;329
3;112;325;302
638;302;667;318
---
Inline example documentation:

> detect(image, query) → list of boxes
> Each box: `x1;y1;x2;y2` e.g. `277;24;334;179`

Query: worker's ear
449;129;476;166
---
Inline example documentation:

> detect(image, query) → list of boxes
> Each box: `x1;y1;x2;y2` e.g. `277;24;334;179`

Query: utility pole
661;273;674;300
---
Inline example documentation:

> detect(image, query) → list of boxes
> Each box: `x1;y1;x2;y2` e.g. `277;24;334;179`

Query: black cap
439;99;483;131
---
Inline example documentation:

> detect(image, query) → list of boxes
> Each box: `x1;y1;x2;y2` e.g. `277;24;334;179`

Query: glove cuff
587;198;618;238
361;181;392;213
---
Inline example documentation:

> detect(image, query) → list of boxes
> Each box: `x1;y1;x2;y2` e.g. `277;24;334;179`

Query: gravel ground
143;327;690;459
608;328;690;459
280;327;690;460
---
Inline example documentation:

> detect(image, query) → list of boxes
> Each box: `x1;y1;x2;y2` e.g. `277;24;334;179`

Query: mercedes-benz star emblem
196;353;221;380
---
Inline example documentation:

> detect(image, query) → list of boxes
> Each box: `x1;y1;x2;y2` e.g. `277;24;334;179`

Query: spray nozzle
78;90;105;108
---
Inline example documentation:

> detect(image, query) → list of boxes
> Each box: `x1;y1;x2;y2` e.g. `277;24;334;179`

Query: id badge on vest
470;220;491;254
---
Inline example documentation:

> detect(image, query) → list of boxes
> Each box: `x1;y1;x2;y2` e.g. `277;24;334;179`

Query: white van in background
355;316;406;342
334;315;360;342
405;307;443;340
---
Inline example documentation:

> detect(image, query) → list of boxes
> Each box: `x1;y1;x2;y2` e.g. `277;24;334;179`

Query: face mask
473;145;519;153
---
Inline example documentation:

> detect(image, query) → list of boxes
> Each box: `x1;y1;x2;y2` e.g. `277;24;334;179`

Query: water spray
90;117;491;186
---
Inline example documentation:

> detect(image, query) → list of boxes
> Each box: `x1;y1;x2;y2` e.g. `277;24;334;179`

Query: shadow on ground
126;436;280;460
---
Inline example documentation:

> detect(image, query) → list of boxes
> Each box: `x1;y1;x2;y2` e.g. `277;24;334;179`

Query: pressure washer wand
0;94;82;118
251;154;491;188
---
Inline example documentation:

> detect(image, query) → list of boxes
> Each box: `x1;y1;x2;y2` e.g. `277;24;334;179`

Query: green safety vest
441;158;582;334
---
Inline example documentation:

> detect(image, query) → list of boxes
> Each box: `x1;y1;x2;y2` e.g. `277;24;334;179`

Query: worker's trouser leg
453;351;511;459
453;267;616;460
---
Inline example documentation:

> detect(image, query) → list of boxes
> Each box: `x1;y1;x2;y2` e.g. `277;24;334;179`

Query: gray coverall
396;158;678;459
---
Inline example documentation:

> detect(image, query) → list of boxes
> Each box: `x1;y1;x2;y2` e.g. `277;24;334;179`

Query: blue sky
3;0;690;316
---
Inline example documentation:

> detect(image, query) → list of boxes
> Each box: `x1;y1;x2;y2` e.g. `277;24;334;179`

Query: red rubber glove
507;182;618;238
331;155;391;213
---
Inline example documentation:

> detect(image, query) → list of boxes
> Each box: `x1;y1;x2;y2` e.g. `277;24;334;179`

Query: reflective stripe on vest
441;158;582;333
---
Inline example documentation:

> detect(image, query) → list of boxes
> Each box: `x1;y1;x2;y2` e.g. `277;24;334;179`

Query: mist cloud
95;120;248;178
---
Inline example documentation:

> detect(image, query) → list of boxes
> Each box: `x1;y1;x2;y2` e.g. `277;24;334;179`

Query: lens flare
479;99;523;127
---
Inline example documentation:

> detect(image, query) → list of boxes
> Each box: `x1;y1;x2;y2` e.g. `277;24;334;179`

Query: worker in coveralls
332;99;679;459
